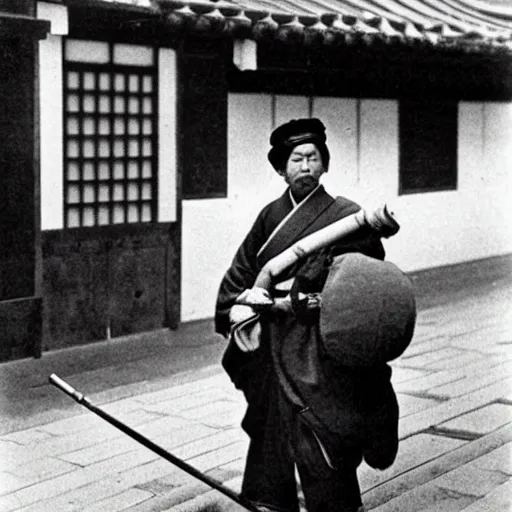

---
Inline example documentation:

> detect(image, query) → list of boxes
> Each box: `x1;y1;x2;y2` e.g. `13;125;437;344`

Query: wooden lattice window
399;100;458;195
63;40;157;227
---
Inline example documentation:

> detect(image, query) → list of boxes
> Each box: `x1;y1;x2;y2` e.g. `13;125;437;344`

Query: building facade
1;0;511;360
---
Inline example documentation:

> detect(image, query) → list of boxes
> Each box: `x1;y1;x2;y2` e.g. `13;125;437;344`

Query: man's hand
235;287;274;310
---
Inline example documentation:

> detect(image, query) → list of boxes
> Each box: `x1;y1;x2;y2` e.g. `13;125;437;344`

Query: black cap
268;118;330;171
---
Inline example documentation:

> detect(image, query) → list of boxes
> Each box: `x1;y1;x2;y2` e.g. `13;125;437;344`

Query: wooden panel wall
42;223;180;350
0;19;45;360
0;298;42;362
0;39;37;302
179;40;228;199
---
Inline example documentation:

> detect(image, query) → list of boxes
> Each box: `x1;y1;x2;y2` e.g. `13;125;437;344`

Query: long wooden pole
49;374;260;512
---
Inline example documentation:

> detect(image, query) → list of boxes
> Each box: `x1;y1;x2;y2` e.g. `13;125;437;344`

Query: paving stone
101;396;145;415
0;473;35;497
217;475;244;494
58;421;219;467
458;478;512;512
0;448;158;511
473;442;512;475
200;409;244;429
80;487;155;512
483;341;512;356
135;375;230;405
161;489;247;512
137;469;193;496
0;456;79;495
122;493;192;511
57;435;143;466
150;422;222;453
363;423;512;510
37;412;107;436
394;371;466;395
10;456;78;481
4;423;125;467
425;351;483;371
144;390;229;416
369;482;476;512
15;458;175;512
358;433;466;492
125;467;236;512
66;430;243;509
412;309;445;329
0;428;56;446
430;361;512;398
38;405;164;439
396;393;440;418
440;311;505;338
449;326;512;352
394;355;507;394
389;367;430;384
179;399;242;422
439;403;512;435
128;481;211;512
136;415;197;439
86;368;219;411
187;441;248;473
133;462;243;509
399;377;512;439
0;440;38;472
395;348;466;370
398;336;451;359
206;465;243;486
116;408;169;426
433;460;509;497
172;429;248;462
217;458;246;477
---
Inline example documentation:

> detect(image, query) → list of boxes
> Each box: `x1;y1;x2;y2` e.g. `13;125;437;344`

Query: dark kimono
215;186;384;335
215;186;398;512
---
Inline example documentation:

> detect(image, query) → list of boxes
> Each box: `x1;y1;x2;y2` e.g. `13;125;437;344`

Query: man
215;119;402;512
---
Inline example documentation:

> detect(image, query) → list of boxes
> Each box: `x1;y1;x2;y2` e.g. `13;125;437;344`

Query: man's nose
301;158;310;171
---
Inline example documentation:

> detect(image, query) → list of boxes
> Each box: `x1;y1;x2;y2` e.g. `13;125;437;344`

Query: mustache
295;175;317;186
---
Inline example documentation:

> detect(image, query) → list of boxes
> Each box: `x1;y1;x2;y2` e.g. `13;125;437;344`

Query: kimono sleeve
214;207;269;337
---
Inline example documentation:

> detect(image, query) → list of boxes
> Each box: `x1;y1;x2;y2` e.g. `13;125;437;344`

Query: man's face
279;143;326;201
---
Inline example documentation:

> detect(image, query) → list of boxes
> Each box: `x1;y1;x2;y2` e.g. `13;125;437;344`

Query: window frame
62;39;159;228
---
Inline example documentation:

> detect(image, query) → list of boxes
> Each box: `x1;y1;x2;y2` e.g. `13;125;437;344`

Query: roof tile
92;0;512;53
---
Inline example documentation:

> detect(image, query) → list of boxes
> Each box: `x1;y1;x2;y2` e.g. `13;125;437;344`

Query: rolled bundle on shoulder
319;253;416;366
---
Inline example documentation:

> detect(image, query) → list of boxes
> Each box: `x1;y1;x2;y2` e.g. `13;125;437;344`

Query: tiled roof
154;0;512;54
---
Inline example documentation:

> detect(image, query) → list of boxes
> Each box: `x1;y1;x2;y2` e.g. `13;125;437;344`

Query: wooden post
0;1;50;361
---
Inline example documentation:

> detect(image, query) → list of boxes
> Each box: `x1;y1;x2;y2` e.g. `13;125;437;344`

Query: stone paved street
0;255;511;511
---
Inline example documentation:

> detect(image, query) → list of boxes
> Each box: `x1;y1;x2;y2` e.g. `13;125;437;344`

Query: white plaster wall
38;1;68;230
37;1;68;35
39;34;65;230
386;101;512;271
312;97;359;199
181;95;512;321
158;48;178;223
